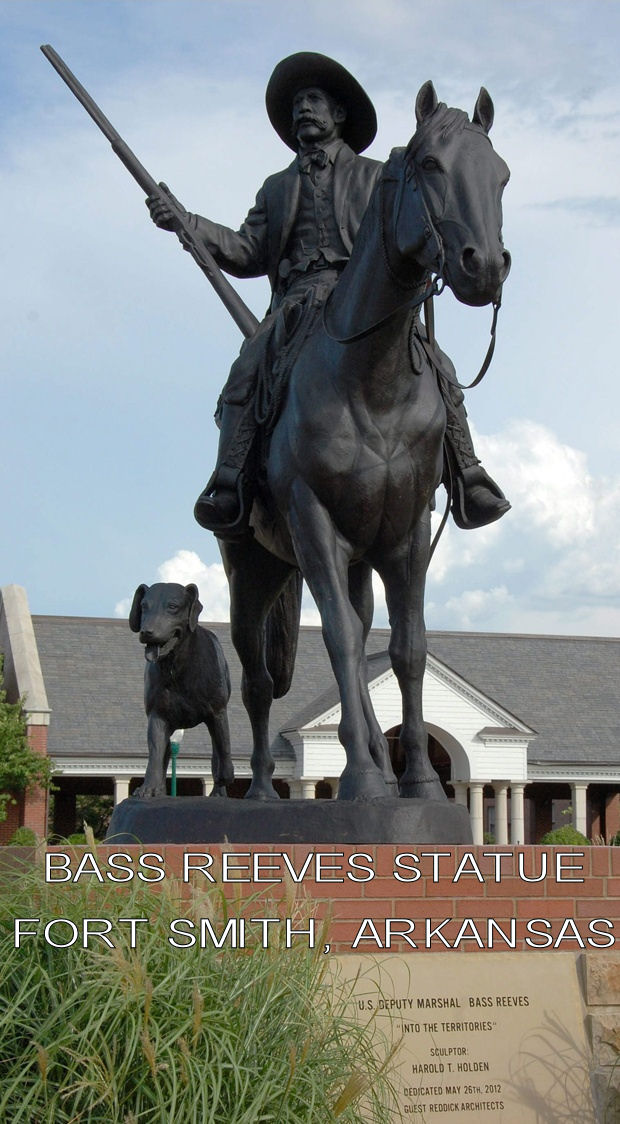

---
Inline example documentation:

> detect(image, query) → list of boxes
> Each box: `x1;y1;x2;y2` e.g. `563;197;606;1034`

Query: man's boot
194;401;256;536
442;385;510;530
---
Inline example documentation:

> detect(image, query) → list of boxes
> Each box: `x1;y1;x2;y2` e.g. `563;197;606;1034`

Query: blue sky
2;0;620;635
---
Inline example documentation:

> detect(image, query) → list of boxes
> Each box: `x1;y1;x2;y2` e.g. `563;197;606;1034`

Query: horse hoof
208;785;229;798
244;781;280;801
337;766;392;802
399;777;447;801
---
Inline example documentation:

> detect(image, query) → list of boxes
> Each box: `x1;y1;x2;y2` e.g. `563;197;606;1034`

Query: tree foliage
0;655;53;823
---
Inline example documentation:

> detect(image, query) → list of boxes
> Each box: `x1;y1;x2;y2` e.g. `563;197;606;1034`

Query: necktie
299;149;329;174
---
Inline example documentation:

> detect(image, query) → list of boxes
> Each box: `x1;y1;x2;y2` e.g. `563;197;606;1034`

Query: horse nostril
461;246;478;275
501;250;512;280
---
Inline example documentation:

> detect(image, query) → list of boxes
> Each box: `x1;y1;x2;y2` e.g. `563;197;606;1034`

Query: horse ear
473;87;494;133
129;584;148;632
185;584;203;632
415;80;438;125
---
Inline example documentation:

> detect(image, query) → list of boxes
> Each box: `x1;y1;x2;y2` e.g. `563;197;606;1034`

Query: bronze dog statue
129;582;233;798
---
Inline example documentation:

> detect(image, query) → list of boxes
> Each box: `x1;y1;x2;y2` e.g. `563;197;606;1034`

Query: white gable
289;655;534;783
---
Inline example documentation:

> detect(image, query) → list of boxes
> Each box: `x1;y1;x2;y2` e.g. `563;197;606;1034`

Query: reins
422;290;502;390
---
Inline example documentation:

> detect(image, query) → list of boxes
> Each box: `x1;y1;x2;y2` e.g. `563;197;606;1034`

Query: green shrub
609;832;620;847
6;827;37;847
0;859;396;1122
0;655;54;823
539;825;591;846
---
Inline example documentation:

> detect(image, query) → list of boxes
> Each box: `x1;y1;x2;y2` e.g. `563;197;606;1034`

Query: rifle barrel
41;44;259;338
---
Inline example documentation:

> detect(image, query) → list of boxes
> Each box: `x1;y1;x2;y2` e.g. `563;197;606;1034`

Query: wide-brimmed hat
265;52;377;153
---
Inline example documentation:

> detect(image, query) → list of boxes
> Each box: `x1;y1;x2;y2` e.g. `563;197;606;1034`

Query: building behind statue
1;583;619;845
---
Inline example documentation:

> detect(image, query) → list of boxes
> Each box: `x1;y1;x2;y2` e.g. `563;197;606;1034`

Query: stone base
105;796;472;845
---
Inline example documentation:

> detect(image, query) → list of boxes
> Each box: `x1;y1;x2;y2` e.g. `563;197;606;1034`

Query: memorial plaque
334;953;595;1122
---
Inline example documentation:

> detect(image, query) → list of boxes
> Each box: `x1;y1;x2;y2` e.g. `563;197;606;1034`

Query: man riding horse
148;52;509;538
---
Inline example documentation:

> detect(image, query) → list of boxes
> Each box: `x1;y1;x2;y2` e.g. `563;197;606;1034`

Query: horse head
397;81;511;308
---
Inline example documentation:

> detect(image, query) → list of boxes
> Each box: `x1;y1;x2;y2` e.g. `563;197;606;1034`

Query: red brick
591;848;612;877
546;878;604;898
363;875;424;898
487;877;545;898
454;898;514;918
516;898;580;919
417;876;480;899
611;849;620;876
576;899;620;918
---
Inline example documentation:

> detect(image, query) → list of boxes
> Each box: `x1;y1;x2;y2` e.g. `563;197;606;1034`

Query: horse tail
266;570;303;699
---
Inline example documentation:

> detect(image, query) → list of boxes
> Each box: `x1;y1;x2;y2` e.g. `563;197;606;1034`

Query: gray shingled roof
31;617;620;770
427;632;620;766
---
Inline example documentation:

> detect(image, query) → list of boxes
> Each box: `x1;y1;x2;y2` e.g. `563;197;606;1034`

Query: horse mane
408;102;472;157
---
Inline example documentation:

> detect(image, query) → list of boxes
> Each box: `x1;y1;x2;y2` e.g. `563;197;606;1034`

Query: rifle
40;44;259;339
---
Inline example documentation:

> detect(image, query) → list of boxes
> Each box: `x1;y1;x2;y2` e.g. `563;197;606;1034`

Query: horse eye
421;155;440;171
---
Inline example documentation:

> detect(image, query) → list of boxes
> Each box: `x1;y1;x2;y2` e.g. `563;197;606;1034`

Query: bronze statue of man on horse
147;53;511;802
148;52;509;541
43;44;511;806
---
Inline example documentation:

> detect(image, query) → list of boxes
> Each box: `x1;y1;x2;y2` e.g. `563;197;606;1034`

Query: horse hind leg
348;561;398;792
220;536;296;800
205;709;234;796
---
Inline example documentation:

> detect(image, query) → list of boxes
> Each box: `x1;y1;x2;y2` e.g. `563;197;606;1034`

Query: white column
493;781;509;845
300;780;317;800
452;781;469;807
510;783;526;844
201;776;214;797
571;782;588;836
113;777;131;804
469;782;484;845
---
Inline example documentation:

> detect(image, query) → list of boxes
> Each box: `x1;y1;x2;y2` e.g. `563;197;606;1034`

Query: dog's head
129;582;203;662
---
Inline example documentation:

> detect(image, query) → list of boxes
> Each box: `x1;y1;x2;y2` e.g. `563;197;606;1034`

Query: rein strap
422;291;501;390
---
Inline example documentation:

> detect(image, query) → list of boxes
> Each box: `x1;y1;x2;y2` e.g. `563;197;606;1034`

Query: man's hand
145;182;186;231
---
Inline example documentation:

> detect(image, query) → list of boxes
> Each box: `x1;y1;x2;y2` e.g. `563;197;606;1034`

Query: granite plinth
106;796;472;844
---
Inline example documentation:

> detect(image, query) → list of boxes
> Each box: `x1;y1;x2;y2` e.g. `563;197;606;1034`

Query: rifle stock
41;44;259;339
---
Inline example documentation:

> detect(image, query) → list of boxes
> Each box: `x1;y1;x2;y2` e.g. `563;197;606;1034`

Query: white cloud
443;586;513;629
114;597;131;619
427;419;620;635
477;420;597;546
157;550;230;621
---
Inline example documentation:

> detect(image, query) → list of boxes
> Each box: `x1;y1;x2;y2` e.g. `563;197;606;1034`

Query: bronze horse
220;81;511;801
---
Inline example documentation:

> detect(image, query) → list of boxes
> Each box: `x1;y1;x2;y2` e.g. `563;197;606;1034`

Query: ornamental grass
0;853;397;1123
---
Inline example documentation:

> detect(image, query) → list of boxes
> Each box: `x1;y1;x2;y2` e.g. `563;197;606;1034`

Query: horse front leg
348;561;398;791
376;517;446;801
289;485;390;801
221;538;294;800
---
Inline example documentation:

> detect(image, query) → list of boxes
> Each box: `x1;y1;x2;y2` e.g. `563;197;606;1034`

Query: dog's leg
206;710;234;796
134;713;170;798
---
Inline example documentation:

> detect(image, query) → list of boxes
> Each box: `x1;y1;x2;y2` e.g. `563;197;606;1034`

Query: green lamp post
170;729;184;797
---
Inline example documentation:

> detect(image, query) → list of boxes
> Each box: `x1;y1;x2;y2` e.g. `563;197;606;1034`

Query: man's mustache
294;112;329;129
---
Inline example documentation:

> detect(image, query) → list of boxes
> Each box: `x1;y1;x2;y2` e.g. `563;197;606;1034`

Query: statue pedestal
106;795;472;844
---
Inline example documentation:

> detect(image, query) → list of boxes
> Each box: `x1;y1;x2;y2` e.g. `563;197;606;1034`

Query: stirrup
193;475;253;540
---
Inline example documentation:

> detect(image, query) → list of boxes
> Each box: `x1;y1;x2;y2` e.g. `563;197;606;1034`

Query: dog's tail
265;570;303;699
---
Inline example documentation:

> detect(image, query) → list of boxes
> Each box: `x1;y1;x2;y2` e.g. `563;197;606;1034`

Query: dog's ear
129;584;149;632
185;584;203;631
